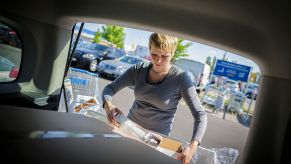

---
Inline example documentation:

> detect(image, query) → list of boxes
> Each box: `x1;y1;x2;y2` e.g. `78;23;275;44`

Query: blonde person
102;33;207;164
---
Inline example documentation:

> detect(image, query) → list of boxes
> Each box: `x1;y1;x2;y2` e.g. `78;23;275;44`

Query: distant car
230;84;240;93
0;56;15;71
9;66;19;78
0;24;21;48
224;79;240;93
224;79;238;88
97;55;148;78
244;83;259;100
71;43;126;72
0;56;18;82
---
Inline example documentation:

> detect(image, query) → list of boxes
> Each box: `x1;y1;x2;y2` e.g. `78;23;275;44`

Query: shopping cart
227;92;245;113
201;85;221;106
65;67;102;111
67;68;99;97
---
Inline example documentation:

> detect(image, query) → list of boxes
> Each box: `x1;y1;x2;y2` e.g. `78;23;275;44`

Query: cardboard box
158;137;183;153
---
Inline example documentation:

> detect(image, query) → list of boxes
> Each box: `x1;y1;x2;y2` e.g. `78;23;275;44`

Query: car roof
123;55;144;59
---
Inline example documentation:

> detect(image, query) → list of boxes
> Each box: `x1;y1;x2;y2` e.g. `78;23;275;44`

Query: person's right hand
104;102;124;128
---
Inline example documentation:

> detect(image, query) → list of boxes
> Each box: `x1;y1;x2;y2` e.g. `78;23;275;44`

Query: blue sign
213;60;251;82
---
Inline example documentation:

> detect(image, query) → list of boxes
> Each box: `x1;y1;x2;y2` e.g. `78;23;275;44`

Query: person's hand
176;140;199;164
151;132;162;142
104;101;124;128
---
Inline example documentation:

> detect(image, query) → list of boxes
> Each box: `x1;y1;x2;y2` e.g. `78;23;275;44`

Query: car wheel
70;61;76;67
89;60;98;72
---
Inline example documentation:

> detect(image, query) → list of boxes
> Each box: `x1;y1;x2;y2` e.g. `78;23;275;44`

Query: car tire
70;61;76;67
89;60;98;72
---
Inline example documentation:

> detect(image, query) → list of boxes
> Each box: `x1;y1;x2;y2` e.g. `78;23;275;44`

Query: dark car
71;43;126;72
244;83;259;100
0;24;21;48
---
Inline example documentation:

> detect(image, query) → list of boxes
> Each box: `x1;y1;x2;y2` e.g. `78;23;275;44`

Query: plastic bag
211;147;239;164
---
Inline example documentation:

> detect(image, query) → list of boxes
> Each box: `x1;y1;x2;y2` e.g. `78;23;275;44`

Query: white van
174;58;211;92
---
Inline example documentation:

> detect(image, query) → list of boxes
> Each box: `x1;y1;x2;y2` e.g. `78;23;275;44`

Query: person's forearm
181;84;207;144
102;65;136;104
191;110;207;144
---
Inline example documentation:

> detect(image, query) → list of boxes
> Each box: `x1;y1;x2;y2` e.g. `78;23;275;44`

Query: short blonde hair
149;33;178;55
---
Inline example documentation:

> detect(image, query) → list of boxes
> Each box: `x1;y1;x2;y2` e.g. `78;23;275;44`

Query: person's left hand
176;141;198;164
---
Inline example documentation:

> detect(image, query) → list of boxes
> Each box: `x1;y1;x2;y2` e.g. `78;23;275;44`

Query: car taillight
9;66;19;78
9;31;17;35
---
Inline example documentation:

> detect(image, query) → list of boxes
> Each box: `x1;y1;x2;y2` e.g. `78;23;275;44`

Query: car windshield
90;44;108;51
120;56;142;64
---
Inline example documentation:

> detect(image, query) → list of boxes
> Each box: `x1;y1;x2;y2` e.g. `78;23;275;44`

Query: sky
82;23;260;73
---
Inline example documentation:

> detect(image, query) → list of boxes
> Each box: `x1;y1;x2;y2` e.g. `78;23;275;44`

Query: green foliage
92;25;125;48
92;29;102;43
172;39;192;62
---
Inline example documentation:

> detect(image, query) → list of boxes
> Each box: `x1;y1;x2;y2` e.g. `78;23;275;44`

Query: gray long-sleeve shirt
102;62;207;143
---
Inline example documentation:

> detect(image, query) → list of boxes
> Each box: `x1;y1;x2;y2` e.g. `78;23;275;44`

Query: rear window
0;22;22;82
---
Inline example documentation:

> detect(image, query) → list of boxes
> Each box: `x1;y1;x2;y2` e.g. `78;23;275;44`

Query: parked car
224;79;238;88
0;56;18;82
0;24;21;48
244;83;259;100
97;55;148;78
72;43;126;72
223;79;240;93
9;66;19;78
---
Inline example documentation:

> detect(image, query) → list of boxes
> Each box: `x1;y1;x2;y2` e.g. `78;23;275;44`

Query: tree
206;56;212;66
172;39;192;62
249;72;257;83
92;25;125;48
92;29;102;43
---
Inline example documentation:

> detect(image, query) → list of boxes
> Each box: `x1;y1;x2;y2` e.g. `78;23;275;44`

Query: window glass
0;22;22;82
120;56;142;64
116;49;126;57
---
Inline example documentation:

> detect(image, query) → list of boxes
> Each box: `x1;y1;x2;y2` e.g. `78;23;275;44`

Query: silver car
97;55;149;78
